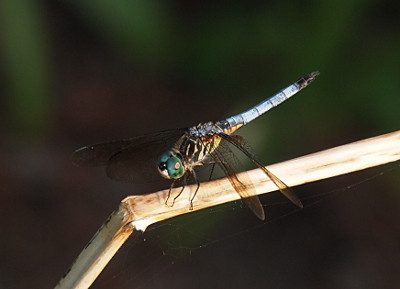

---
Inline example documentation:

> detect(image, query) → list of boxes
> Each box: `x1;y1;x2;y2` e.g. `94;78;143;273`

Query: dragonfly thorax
187;121;224;139
157;127;222;180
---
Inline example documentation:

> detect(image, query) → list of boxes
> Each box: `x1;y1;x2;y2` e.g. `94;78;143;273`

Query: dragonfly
71;71;319;220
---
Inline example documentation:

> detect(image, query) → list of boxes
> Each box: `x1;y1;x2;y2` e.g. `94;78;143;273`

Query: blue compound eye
158;150;172;164
158;150;185;179
165;157;184;179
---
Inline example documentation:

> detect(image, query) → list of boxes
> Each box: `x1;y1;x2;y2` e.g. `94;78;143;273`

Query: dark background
1;1;400;288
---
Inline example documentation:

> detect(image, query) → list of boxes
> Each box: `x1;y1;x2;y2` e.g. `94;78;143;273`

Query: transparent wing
207;136;265;220
71;129;187;183
222;134;303;209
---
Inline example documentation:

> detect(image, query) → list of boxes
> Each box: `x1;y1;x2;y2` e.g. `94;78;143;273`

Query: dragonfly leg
165;179;179;207
189;171;201;210
169;173;189;207
208;163;216;181
170;171;201;210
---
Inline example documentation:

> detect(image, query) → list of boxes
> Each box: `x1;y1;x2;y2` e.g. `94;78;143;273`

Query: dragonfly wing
222;134;303;209
72;139;140;167
209;138;265;220
71;129;187;183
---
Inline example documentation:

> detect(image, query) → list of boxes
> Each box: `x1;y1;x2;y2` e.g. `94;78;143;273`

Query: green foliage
1;0;399;143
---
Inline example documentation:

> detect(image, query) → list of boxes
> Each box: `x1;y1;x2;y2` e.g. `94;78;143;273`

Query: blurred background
1;1;400;288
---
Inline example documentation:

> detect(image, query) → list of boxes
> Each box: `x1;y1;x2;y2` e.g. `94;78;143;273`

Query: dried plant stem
55;130;400;289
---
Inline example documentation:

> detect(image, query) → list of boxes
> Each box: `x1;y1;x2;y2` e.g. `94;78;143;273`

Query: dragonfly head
158;150;185;179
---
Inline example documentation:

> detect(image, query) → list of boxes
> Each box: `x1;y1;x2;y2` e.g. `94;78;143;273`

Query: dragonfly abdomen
222;71;320;134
